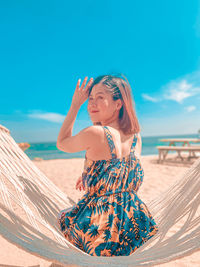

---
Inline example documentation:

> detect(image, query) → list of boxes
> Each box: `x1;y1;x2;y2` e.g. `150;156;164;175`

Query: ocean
24;133;199;161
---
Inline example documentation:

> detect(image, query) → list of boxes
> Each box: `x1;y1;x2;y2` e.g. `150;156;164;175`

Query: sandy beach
0;154;199;267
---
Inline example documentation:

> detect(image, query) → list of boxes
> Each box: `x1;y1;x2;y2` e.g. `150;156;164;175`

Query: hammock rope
0;124;199;267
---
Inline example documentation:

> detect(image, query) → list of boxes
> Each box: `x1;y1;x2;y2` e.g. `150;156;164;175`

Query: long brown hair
88;73;141;135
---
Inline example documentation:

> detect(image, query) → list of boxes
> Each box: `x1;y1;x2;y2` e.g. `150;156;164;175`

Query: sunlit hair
88;73;141;135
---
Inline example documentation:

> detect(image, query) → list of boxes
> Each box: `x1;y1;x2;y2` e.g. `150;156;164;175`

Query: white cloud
28;111;65;123
163;79;199;103
185;106;196;112
142;70;200;104
141;93;159;102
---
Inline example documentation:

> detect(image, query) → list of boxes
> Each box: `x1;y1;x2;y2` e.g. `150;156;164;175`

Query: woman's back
85;125;142;161
83;126;143;194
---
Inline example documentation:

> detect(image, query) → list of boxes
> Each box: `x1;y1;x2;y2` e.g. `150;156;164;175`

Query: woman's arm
57;77;95;152
57;104;80;146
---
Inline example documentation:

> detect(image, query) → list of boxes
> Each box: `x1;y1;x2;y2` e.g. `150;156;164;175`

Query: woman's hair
88;73;141;135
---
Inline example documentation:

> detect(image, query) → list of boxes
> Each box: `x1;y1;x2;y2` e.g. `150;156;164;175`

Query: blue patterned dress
57;126;159;256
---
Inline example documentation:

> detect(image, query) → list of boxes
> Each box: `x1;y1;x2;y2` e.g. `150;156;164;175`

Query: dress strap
102;126;117;159
130;133;138;153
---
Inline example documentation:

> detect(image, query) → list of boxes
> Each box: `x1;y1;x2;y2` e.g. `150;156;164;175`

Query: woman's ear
116;99;123;110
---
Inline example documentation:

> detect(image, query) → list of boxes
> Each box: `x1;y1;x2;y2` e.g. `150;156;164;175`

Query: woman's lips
91;111;99;113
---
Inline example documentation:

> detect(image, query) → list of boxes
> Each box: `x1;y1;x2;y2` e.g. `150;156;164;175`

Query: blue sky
0;0;200;142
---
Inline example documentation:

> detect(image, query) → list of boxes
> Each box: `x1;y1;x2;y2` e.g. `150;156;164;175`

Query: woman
57;74;159;257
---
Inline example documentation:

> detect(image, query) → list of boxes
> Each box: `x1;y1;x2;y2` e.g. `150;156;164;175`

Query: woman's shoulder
80;125;103;144
83;125;103;133
83;125;105;142
136;132;142;147
137;132;142;141
135;132;142;156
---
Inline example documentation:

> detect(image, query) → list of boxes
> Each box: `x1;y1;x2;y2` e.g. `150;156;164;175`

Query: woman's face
87;82;121;125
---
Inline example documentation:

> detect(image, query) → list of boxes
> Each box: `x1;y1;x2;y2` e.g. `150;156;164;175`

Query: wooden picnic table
157;138;200;163
159;138;200;146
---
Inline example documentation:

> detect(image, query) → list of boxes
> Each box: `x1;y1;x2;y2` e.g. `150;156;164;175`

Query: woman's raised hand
71;76;93;108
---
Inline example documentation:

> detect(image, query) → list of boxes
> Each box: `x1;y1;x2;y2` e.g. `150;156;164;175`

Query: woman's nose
89;102;97;108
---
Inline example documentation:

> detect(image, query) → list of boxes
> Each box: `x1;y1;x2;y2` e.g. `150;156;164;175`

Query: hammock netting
0;124;199;267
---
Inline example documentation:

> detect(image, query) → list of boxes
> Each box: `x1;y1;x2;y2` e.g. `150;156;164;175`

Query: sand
0;154;199;267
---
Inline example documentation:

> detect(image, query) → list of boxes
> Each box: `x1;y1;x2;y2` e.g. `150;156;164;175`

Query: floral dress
57;126;159;256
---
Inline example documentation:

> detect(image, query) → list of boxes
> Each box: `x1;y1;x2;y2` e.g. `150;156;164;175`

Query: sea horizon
24;132;200;161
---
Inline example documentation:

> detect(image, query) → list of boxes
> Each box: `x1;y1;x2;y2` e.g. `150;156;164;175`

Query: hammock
0;123;199;267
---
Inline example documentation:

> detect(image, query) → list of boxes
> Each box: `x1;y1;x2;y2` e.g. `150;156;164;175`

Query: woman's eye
89;96;103;100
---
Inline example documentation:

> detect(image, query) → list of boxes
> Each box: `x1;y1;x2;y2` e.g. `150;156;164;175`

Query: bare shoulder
84;125;103;143
86;125;103;135
135;132;142;156
86;125;116;147
137;132;142;143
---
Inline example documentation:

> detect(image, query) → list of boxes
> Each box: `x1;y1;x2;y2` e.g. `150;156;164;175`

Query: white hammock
0;124;199;267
